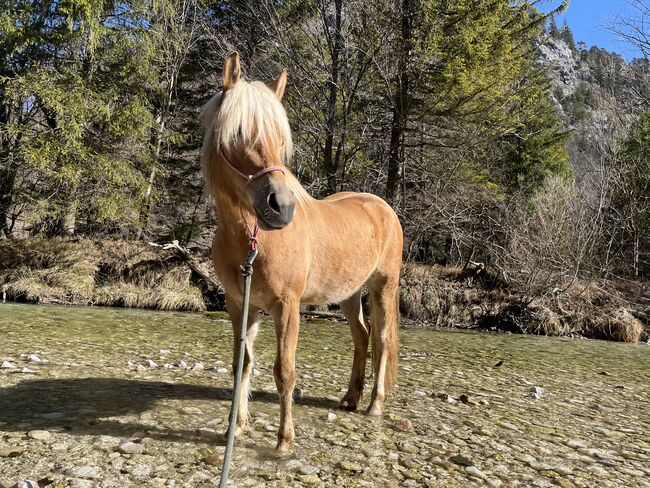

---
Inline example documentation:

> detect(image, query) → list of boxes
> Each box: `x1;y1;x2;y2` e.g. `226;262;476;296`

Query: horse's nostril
267;192;281;214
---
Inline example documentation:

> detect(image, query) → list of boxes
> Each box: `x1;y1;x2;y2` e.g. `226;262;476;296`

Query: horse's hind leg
366;273;400;416
339;291;369;411
226;294;260;437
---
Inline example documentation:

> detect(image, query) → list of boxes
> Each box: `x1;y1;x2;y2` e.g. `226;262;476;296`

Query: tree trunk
322;0;343;194
386;0;413;202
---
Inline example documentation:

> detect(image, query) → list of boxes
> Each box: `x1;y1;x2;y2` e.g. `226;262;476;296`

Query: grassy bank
400;263;649;343
1;238;647;343
0;238;216;312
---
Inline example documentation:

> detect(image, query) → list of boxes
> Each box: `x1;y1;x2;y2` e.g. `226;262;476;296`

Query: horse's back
296;190;402;304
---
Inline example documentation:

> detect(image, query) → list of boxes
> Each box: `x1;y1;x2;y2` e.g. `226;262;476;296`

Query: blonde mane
200;79;312;208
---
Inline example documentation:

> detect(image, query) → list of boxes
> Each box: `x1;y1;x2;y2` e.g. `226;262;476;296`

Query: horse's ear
269;69;288;101
222;51;241;91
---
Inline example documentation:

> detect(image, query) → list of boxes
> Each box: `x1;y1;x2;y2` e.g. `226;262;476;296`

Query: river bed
0;303;648;487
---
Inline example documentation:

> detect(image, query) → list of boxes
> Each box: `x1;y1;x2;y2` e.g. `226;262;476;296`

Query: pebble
322;412;337;421
27;354;46;363
465;465;487;479
27;430;51;440
176;359;188;368
18;367;37;374
0;446;26;458
435;392;457;404
394;418;414;431
130;463;152;477
0;361;14;369
298;465;320;475
118;441;144;454
144;359;158;368
450;455;474;466
388;452;399;461
216;367;229;374
191;362;204;372
66;466;101;479
12;481;39;488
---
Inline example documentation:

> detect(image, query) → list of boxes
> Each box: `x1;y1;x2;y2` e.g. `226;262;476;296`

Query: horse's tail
383;285;400;392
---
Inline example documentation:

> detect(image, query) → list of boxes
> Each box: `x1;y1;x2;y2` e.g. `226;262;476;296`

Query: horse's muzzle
253;183;296;230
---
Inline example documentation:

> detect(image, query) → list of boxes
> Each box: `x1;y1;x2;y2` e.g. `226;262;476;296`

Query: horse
200;52;403;452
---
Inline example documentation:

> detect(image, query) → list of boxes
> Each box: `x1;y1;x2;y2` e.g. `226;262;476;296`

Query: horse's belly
300;256;374;305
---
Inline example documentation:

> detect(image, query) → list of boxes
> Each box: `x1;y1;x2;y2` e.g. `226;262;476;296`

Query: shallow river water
0;303;648;488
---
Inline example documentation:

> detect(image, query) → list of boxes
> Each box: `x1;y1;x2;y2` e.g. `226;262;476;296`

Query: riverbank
1;238;648;343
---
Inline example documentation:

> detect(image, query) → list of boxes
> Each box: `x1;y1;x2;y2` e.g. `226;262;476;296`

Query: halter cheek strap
220;149;286;252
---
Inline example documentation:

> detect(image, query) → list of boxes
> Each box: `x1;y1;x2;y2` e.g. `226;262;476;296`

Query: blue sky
541;0;643;60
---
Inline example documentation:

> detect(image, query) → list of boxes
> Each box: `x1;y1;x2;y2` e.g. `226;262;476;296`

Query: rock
337;461;363;473
191;362;204;372
465;466;487;479
118;441;144;454
396;441;418;454
458;394;471;404
494;360;504;367
292;388;303;400
19;367;37;374
143;359;158;368
163;363;174;369
435;393;457;404
0;361;14;369
12;481;39;488
450;455;474;467
298;465;320;475
322;412;337;422
27;430;51;441
297;474;321;485
159;349;171;355
176;359;188;368
130;464;151;477
387;452;399;461
393;418;414;431
202;453;222;466
66;466;101;479
0;446;26;458
364;449;382;458
216;367;228;374
27;354;46;363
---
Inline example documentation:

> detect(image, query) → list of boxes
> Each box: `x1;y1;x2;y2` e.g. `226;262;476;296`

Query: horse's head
202;52;297;231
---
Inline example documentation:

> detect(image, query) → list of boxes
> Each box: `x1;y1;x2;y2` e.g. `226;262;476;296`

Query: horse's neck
213;183;253;241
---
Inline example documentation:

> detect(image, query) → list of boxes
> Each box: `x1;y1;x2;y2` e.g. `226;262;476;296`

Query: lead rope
219;247;257;488
218;150;285;487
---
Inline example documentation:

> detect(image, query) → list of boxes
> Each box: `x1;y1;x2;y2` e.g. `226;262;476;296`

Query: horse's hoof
274;441;293;456
366;404;383;416
338;401;358;412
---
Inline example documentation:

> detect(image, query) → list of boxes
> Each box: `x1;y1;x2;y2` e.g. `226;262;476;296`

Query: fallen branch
149;240;223;292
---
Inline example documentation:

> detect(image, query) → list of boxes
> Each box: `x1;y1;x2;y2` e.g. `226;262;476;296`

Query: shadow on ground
0;378;338;442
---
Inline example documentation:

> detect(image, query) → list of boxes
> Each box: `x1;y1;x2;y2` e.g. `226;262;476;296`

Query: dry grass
0;238;209;312
400;263;648;343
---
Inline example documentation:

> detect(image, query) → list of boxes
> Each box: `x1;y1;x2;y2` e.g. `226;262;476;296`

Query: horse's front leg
272;298;300;452
226;294;260;437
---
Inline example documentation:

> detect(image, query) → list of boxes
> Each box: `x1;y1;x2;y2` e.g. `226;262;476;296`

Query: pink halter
220;149;286;252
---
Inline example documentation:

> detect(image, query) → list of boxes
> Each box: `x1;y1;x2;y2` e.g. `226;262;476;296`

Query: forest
0;0;648;341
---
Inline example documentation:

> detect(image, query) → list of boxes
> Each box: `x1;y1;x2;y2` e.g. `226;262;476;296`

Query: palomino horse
201;52;403;452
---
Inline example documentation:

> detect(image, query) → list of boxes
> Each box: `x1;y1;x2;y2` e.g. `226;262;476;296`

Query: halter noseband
220;149;286;252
